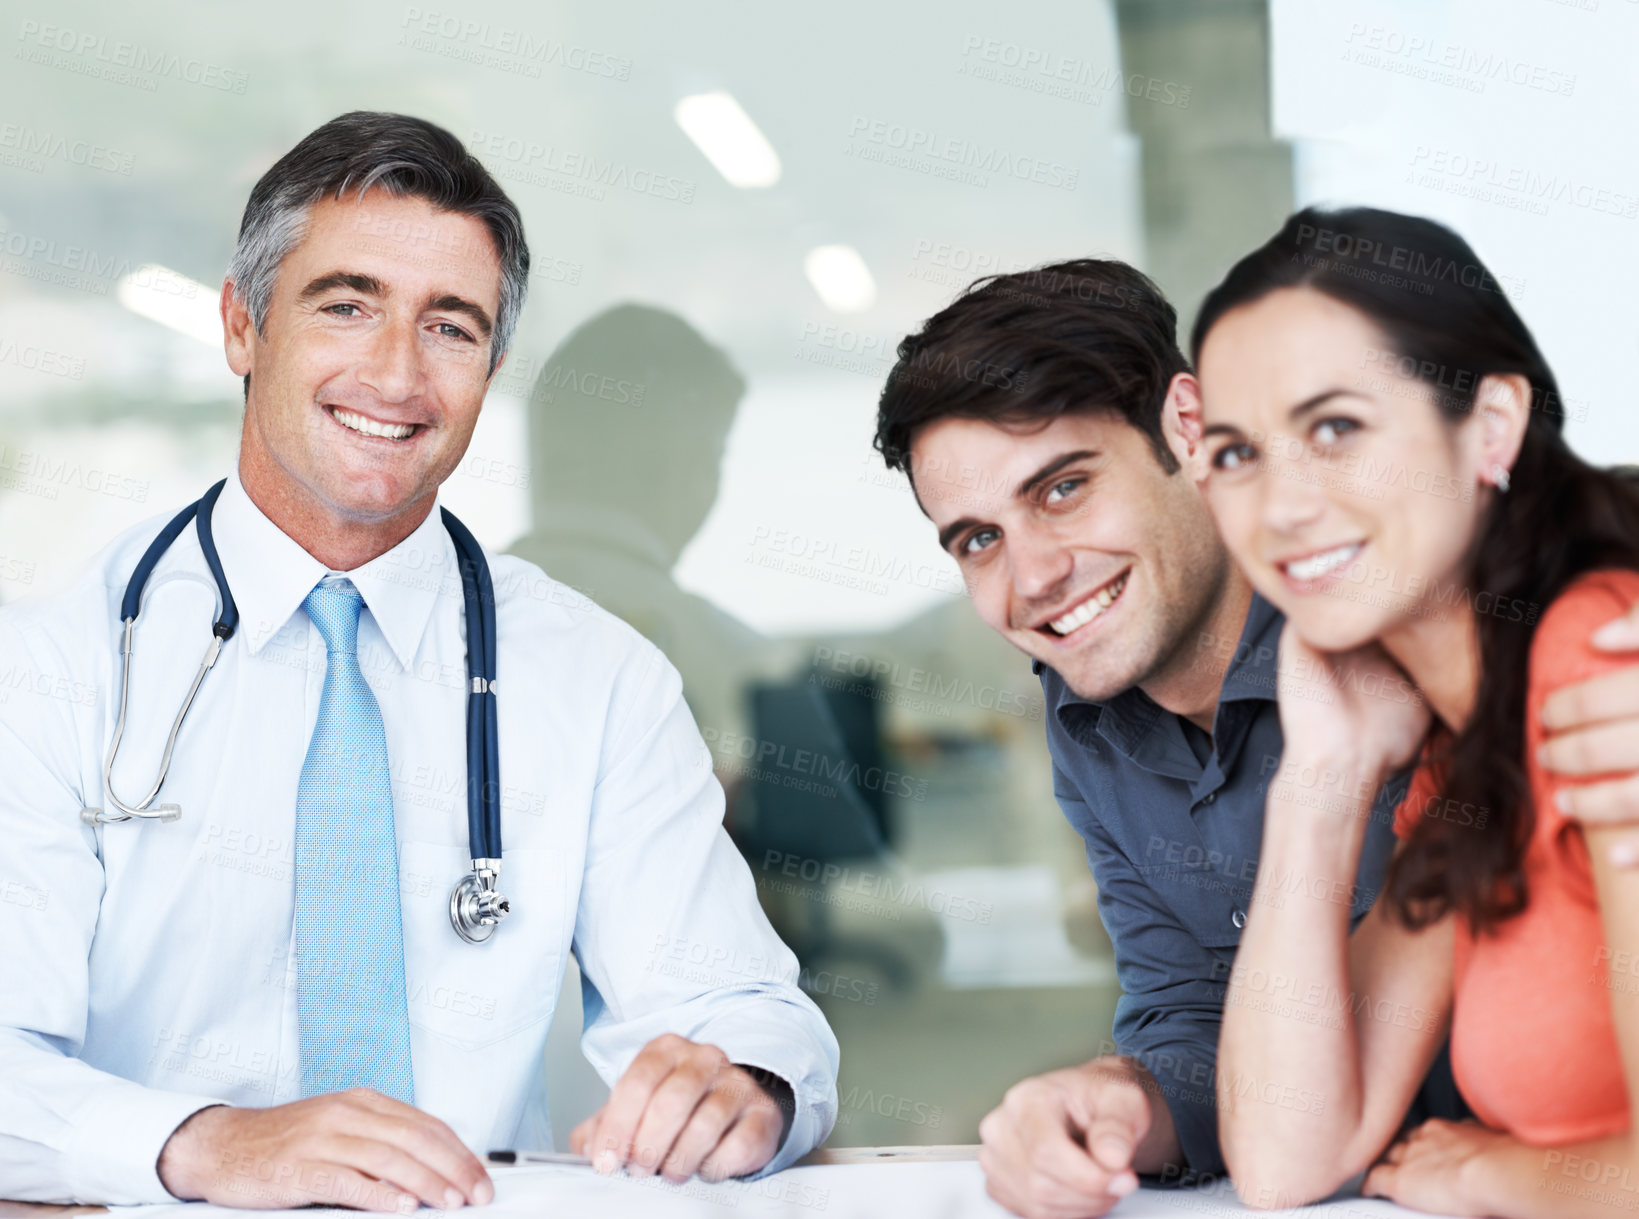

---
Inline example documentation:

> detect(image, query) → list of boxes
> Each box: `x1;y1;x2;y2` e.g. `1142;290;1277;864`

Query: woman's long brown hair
1193;206;1639;934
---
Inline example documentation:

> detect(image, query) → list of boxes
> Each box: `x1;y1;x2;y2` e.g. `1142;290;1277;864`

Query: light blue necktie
294;576;415;1103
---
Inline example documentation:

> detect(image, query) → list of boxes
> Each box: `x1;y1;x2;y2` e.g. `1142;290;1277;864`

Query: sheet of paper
105;1163;1461;1219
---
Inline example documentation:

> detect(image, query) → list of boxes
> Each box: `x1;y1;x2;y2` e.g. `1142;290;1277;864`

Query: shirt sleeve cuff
696;1026;837;1179
1117;1043;1225;1187
64;1085;229;1204
1146;1075;1225;1186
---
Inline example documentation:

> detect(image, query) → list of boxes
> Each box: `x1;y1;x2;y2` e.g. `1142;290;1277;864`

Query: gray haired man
0;112;838;1209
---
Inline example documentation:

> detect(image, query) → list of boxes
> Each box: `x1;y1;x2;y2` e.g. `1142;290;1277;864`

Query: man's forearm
1125;1061;1183;1175
738;1065;796;1149
156;1104;230;1199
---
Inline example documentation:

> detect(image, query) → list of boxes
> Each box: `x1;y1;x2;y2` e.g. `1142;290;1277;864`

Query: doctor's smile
325;405;427;444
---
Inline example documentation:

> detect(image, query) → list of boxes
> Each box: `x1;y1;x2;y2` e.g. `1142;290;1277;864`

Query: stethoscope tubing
101;481;238;820
89;483;506;941
441;507;501;863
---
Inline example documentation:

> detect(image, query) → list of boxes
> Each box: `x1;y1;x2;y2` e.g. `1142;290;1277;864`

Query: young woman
1192;206;1637;1218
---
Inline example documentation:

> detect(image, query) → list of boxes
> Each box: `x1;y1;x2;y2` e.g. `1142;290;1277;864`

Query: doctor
0;111;838;1209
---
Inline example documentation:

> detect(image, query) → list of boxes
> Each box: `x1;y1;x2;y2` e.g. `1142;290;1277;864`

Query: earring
1492;465;1511;493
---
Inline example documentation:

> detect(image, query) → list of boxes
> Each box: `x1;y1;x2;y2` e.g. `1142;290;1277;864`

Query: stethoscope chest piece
450;859;510;944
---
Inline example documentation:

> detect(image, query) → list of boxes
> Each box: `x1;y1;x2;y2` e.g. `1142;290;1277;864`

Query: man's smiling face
226;186;503;532
913;407;1232;704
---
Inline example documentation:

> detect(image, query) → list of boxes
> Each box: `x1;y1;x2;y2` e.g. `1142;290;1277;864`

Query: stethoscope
79;478;512;945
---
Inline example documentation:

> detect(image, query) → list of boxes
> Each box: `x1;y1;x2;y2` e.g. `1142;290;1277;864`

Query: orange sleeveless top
1392;569;1633;1144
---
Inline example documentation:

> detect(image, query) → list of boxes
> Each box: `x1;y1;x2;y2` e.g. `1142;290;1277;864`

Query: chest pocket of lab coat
395;840;567;1049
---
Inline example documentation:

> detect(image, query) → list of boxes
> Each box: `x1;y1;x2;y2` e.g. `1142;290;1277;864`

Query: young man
873;259;1639;1219
0;113;837;1208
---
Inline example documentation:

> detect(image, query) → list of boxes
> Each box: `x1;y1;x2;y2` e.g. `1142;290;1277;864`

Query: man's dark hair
873;259;1189;481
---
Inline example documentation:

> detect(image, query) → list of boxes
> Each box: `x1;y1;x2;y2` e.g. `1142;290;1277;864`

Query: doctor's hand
156;1089;494;1211
978;1056;1176;1219
1541;603;1639;867
569;1033;789;1182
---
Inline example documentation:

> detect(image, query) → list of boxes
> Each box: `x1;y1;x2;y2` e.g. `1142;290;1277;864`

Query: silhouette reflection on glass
510;305;1104;1014
508;304;794;798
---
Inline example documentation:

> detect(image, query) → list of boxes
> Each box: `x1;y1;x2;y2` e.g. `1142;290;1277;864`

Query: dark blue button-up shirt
1038;592;1459;1177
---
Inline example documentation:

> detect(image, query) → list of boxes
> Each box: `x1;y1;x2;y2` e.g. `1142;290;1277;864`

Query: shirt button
1231;909;1247;929
1202;792;1217;805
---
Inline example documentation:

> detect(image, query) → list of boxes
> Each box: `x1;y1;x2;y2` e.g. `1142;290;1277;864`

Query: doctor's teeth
1049;573;1128;635
1284;543;1362;582
333;408;415;440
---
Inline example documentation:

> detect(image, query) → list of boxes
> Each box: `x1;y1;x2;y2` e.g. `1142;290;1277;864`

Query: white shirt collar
212;469;452;671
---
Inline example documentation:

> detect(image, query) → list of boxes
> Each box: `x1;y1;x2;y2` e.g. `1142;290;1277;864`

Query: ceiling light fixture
117;265;221;346
674;91;781;188
804;244;877;313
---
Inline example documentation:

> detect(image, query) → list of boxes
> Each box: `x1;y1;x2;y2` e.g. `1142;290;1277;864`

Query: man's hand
978;1056;1177;1219
569;1033;787;1183
156;1089;494;1212
1541;603;1639;867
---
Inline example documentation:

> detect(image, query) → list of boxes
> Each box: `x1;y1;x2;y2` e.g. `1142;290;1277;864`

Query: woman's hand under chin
1275;624;1432;782
1362;1119;1513;1217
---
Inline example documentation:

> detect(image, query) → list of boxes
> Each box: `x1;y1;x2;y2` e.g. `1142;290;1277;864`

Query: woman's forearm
1468;1131;1639;1219
1218;750;1382;1205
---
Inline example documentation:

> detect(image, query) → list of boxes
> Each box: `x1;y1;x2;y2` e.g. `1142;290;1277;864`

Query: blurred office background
1;0;1634;1145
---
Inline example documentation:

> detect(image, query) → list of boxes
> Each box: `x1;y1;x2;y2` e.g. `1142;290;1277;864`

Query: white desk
92;1154;1452;1219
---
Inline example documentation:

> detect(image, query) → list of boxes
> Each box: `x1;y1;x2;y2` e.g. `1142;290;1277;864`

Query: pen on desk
488;1150;594;1167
